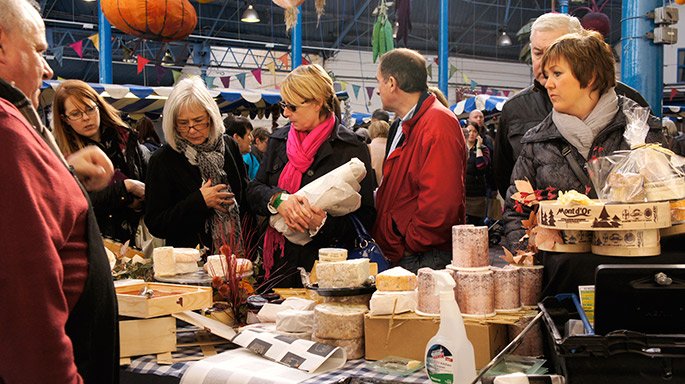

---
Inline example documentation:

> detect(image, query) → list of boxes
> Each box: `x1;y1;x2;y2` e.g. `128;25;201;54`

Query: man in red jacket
372;48;467;273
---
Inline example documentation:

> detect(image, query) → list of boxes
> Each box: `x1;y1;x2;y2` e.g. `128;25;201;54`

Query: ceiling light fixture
241;4;260;23
497;29;513;47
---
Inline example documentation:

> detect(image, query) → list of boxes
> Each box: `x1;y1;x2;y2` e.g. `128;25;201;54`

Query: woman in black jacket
247;64;376;287
503;30;664;250
464;122;491;225
52;79;147;244
145;77;249;253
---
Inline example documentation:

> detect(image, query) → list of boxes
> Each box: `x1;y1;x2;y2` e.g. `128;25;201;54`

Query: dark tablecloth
541;235;685;297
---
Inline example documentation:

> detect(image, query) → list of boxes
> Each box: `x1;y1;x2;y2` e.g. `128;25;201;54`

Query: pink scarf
263;115;336;279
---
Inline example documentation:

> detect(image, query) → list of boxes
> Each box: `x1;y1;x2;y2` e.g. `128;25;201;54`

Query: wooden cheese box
120;316;176;358
537;200;671;231
116;282;212;318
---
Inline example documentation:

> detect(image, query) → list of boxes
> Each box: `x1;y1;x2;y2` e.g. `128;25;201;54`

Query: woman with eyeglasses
247;64;376;287
145;77;250;253
52;80;147;244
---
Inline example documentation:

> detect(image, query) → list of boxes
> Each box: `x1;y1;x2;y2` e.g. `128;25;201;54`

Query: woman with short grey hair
145;77;250;253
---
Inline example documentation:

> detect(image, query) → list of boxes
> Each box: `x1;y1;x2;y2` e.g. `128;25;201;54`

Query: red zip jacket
373;94;467;263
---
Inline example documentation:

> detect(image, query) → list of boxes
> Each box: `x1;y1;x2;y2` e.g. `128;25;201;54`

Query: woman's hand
277;195;323;233
476;135;483;148
201;179;234;213
124;179;145;199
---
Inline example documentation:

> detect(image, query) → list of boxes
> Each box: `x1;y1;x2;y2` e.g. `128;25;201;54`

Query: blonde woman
145;77;249;253
247;64;376;286
52;79;147;243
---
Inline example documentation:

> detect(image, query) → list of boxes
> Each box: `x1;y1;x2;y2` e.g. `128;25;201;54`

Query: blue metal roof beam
331;0;373;51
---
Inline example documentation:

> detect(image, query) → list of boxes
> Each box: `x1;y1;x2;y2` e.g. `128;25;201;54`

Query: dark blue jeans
398;249;452;274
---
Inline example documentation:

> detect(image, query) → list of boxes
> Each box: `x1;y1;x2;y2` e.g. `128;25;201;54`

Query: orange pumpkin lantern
101;0;197;42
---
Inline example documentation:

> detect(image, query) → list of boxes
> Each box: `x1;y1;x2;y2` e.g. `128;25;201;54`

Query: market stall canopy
451;94;508;116
351;112;372;126
39;80;348;118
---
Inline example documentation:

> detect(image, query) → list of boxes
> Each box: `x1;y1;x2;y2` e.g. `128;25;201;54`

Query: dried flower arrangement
502;179;561;266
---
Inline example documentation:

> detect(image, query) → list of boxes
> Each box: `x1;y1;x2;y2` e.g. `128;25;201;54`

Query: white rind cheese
369;290;417;315
318;248;348;262
313;303;367;339
316;259;370;289
375;266;417;291
152;247;200;277
312;336;364;360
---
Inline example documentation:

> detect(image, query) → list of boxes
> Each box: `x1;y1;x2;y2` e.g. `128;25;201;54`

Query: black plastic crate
539;296;685;383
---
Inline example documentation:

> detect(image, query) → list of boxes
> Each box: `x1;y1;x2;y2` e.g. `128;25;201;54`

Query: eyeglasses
279;101;301;113
63;104;98;122
176;117;210;133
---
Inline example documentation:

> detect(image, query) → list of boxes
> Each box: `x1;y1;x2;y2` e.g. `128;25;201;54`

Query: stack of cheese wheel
312;303;367;359
316;258;370;289
369;267;417;315
416;267;441;316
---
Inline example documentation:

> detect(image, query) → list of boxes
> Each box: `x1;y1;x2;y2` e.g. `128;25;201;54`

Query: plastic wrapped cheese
312;336;364;360
152;247;200;277
313;303;367;339
316;259;370;289
276;309;314;333
369;290;417;315
375;266;417;291
256;297;317;323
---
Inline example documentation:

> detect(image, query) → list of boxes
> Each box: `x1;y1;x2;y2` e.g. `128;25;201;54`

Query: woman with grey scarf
501;30;664;296
502;30;663;251
145;77;250;254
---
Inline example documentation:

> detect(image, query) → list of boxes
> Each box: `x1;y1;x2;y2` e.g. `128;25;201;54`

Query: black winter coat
145;136;250;251
502;96;664;250
86;124;147;243
247;121;376;287
465;144;490;197
494;80;651;198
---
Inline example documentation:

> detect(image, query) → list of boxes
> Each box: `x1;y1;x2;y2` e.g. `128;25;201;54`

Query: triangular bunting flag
137;56;150;74
352;84;361;98
470;80;477;91
339;81;348;90
449;64;458;80
57;76;66;80
69;40;83;58
251;68;262;84
172;70;182;83
433;57;439;65
503;90;510;97
53;46;64;67
88;34;99;52
236;72;247;88
302;56;310;66
266;62;276;75
278;53;289;69
205;76;215;89
155;64;167;84
220;76;231;88
426;64;433;80
462;72;470;83
671;88;678;102
366;86;375;100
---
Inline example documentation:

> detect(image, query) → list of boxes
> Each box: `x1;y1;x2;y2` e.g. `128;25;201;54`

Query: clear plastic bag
587;106;685;202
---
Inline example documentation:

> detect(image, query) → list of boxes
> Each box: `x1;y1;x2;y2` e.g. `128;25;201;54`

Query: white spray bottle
424;270;477;384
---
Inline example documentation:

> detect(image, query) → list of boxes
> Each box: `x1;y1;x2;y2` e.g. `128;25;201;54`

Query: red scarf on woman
263;115;336;279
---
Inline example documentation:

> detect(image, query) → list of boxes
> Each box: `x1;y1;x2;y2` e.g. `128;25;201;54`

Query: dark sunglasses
279;101;300;113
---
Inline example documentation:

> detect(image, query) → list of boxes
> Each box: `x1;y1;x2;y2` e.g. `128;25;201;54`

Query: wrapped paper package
588;106;685;203
270;158;367;245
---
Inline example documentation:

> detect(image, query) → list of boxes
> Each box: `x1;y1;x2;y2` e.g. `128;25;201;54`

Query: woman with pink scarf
247;64;376;287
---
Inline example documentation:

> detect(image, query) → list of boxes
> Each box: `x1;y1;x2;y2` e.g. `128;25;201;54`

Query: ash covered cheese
375;266;417;291
153;247;200;277
312;335;364;360
369;290;417;315
314;303;367;339
276;309;314;333
316;258;370;289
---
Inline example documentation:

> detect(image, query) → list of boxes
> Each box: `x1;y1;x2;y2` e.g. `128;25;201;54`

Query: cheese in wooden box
116;282;212;318
537;200;671;231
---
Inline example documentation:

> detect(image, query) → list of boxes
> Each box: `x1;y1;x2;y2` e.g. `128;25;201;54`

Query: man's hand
67;146;114;191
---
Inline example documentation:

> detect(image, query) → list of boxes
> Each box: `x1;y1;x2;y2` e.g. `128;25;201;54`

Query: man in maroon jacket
372;48;467;273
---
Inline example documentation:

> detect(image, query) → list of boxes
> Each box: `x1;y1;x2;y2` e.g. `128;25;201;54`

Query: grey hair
0;0;40;34
162;76;224;151
531;13;582;37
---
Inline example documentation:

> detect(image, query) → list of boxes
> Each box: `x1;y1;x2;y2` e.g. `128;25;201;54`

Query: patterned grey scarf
175;135;243;253
553;87;619;159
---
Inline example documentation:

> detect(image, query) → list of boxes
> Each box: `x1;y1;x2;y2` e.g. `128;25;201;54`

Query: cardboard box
116;282;212;318
119;316;176;358
364;312;508;369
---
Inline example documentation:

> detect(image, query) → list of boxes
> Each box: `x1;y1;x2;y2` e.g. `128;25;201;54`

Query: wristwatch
273;192;289;209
